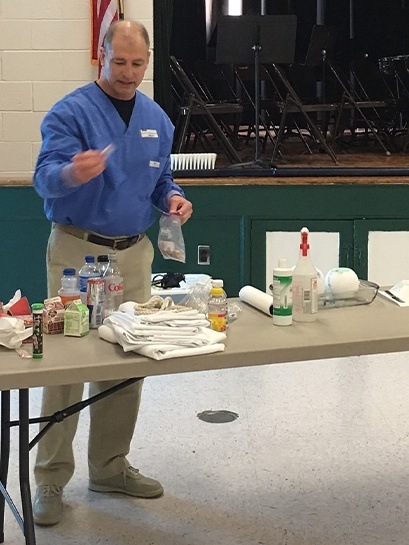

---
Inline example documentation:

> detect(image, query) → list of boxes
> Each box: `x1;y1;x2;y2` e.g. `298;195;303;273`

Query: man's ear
99;46;106;67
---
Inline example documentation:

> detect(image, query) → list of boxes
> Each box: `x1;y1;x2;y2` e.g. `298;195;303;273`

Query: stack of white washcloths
98;308;226;360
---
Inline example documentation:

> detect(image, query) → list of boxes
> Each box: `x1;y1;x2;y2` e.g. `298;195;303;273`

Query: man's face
99;31;150;100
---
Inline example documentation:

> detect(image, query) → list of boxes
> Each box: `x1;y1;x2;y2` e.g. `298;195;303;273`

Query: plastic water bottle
102;253;124;317
292;227;318;322
78;255;99;305
96;254;110;276
57;268;80;307
208;279;227;332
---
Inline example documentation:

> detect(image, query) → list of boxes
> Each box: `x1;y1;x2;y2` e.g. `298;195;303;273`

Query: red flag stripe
91;0;118;65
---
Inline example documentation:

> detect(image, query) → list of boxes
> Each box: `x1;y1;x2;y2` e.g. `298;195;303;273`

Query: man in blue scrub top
33;20;193;526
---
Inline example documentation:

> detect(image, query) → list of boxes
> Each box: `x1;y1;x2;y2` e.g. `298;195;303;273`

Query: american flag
91;0;119;65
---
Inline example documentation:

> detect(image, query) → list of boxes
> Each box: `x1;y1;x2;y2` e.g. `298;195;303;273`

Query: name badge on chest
141;129;158;138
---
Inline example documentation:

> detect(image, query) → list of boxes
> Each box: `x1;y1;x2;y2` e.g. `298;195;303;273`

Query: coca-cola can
87;278;105;328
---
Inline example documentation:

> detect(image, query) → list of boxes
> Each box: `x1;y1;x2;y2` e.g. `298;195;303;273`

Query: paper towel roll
238;285;274;316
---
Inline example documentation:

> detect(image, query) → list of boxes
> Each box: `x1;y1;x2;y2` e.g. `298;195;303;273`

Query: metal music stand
216;15;297;169
303;24;336;105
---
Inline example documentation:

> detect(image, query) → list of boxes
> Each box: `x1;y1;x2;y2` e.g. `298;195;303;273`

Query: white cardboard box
151;273;211;302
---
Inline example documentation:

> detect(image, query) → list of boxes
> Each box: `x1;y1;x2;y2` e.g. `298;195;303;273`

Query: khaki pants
34;226;154;486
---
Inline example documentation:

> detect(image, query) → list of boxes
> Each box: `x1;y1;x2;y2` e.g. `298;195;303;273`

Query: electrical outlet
198;245;210;265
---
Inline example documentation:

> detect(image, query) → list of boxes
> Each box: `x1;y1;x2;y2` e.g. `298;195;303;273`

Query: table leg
0;391;11;543
19;390;36;545
1;379;141;544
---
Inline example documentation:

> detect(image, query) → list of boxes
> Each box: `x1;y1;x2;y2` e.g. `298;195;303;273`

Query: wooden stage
176;131;409;185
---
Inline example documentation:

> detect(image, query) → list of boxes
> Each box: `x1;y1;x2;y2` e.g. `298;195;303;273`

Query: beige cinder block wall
0;0;153;181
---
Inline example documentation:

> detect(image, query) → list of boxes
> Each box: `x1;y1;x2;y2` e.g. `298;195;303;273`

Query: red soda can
87;278;105;328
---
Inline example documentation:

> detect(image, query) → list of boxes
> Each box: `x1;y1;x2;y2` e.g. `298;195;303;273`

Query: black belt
55;224;144;250
86;233;144;250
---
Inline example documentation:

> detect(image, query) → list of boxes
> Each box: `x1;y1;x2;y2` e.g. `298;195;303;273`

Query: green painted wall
2;183;409;304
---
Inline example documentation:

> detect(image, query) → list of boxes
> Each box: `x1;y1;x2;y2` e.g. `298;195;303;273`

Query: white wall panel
32;20;89;49
2;52;63;81
2;112;45;142
0;21;32;49
62;0;90;19
368;232;409;286
0;142;32;170
0;82;32;110
1;0;62;19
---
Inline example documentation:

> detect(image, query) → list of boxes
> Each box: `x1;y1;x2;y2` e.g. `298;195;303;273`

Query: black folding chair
264;62;339;165
349;56;399;147
304;25;394;154
170;56;243;164
259;23;339;165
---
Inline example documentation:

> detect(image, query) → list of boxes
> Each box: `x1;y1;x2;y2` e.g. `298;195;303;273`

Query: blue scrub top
34;83;184;237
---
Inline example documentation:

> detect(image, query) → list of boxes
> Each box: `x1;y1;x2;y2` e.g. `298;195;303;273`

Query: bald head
98;19;151;100
103;20;150;52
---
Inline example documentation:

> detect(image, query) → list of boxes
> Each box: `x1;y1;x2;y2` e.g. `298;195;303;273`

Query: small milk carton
43;296;65;334
64;299;89;337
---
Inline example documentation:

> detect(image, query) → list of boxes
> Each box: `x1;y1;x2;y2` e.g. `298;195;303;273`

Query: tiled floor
4;351;409;544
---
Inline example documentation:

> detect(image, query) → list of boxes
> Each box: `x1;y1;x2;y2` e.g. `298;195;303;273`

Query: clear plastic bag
178;277;243;324
179;277;212;313
157;213;186;263
227;301;242;323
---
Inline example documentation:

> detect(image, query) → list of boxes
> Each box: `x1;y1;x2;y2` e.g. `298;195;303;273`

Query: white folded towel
104;312;209;336
108;310;208;325
139;309;207;322
109;323;222;349
137;343;225;360
98;311;226;360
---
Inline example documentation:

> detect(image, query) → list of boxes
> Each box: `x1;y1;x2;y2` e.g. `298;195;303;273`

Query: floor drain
197;410;239;423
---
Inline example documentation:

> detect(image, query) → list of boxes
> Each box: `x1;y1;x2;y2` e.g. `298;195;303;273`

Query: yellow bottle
208;279;227;332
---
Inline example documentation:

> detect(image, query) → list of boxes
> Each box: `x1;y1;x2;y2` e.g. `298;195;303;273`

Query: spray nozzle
300;227;310;256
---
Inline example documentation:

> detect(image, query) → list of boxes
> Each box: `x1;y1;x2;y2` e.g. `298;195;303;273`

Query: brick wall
0;0;153;180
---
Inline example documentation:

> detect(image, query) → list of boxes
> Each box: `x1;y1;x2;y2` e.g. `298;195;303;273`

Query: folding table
1;297;409;544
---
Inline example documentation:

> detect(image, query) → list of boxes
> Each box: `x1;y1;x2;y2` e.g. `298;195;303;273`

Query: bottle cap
97;255;109;262
31;303;44;311
278;258;288;268
85;255;95;263
212;279;224;288
63;268;76;275
300;227;310;256
108;253;118;261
